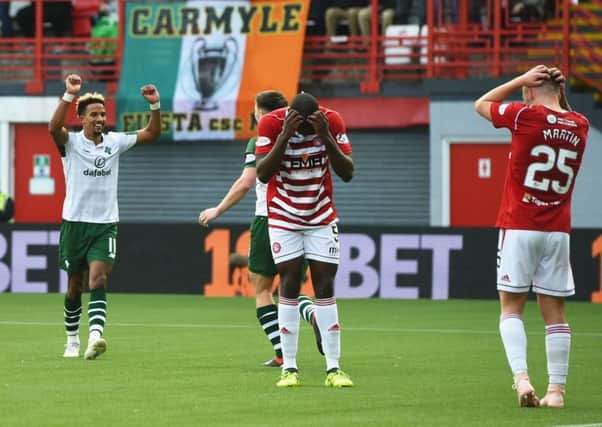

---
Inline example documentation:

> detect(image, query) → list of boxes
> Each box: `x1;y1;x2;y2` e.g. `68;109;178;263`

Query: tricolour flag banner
117;0;309;141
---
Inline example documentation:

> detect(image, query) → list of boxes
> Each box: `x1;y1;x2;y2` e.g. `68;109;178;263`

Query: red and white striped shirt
255;107;352;231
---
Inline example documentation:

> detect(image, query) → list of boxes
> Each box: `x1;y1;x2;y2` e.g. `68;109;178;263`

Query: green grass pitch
1;294;601;427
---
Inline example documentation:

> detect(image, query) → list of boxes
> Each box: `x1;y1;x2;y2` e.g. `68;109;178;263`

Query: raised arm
256;110;304;183
474;65;550;121
198;167;256;227
307;111;354;182
136;84;162;144
49;74;81;146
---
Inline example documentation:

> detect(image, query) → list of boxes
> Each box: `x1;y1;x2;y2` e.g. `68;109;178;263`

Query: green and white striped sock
64;294;82;344
88;288;107;344
297;295;316;324
256;304;282;358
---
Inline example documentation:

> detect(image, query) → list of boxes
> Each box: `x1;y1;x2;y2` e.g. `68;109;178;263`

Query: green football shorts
59;221;118;273
248;216;307;280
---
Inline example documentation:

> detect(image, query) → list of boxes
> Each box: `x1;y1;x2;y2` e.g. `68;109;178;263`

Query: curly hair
76;92;105;117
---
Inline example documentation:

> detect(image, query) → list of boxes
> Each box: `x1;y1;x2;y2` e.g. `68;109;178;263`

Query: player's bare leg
84;261;112;360
499;291;538;406
538;294;570;408
63;272;85;358
251;271;282;367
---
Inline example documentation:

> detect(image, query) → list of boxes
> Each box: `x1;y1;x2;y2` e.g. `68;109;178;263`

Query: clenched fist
141;84;160;104
65;74;82;95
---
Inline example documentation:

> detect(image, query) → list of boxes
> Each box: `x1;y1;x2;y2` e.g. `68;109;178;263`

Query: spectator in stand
510;0;546;22
358;0;397;36
15;1;72;37
469;0;488;27
307;0;328;36
92;0;117;26
0;2;15;37
89;0;118;69
392;0;426;26
325;0;369;38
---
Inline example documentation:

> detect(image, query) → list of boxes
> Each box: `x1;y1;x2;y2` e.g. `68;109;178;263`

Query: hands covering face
282;108;328;138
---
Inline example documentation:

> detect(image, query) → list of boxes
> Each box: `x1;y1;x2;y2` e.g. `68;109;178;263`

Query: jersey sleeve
490;102;527;130
244;137;257;169
119;132;137;152
255;115;279;155
109;131;137;153
328;110;352;154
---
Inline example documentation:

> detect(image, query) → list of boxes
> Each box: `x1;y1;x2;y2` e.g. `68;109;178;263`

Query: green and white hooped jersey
61;130;137;223
244;137;267;217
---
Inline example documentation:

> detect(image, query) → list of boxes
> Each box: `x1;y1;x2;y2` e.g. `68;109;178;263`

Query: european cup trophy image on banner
190;37;238;111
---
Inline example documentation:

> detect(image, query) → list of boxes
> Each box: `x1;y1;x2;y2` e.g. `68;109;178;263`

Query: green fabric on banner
117;2;181;140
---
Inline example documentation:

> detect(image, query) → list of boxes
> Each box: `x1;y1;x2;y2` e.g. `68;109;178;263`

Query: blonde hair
76;92;105;116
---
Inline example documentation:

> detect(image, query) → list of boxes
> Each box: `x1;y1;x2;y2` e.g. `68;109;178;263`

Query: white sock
316;298;341;372
499;314;528;375
66;334;79;345
88;330;101;345
545;324;571;385
278;299;300;370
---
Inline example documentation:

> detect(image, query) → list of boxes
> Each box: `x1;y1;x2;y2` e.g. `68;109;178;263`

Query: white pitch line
551;424;602;427
1;320;601;337
0;320;256;329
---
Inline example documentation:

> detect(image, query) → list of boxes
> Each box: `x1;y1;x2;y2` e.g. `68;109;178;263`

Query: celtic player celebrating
49;74;162;360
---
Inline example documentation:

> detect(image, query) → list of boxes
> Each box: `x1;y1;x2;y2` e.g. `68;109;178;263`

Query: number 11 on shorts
108;237;116;259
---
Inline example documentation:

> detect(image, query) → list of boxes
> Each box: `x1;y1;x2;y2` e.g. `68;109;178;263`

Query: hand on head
548;66;566;88
65;74;82;95
522;65;566;88
522;65;552;87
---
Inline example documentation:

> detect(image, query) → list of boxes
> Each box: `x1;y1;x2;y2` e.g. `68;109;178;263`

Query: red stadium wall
14;124;65;223
450;143;509;226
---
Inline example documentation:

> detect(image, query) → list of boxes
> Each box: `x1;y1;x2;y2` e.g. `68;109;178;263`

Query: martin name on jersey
491;102;589;233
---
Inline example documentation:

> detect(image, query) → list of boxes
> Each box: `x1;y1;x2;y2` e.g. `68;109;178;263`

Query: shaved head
290;92;319;118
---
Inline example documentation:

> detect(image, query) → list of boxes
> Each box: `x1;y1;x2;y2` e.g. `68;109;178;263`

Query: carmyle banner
117;0;309;141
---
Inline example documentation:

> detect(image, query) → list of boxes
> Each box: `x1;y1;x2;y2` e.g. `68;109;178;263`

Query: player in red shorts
475;65;589;408
256;93;354;387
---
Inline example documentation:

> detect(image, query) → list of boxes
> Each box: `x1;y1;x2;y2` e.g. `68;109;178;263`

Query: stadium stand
0;0;599;99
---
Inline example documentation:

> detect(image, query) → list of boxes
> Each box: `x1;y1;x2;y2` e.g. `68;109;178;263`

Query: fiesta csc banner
117;0;309;141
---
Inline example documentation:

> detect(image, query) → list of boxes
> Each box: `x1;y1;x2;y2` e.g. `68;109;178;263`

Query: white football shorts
497;229;575;297
269;223;340;265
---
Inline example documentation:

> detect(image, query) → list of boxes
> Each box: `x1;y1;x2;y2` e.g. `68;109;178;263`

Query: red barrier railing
0;0;120;93
301;0;577;93
0;0;599;95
